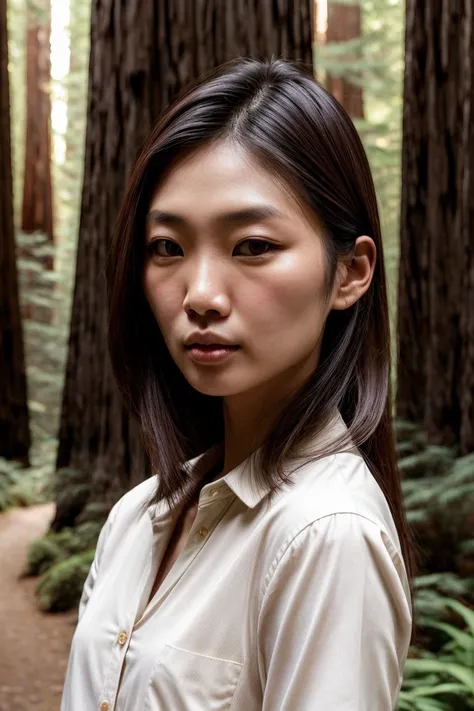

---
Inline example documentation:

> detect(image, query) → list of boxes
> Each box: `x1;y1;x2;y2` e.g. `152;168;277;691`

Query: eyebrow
146;205;286;229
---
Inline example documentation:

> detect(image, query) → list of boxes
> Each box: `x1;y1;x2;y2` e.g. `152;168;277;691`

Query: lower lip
186;345;240;363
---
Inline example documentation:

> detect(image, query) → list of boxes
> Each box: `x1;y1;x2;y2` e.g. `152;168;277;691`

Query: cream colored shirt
60;411;412;711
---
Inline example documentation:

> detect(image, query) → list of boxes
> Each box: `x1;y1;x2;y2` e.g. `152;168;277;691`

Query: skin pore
143;140;376;482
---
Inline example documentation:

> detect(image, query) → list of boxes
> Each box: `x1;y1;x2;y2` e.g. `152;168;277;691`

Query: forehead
148;141;313;225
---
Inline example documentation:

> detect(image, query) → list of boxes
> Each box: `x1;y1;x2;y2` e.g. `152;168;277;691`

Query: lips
185;343;240;364
185;344;239;350
184;331;239;348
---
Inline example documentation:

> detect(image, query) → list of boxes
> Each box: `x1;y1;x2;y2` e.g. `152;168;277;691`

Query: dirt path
0;503;78;711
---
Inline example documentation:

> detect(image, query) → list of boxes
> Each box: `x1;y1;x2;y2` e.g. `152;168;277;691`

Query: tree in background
19;0;54;325
53;0;314;531
315;0;406;397
53;0;90;351
0;0;31;465
6;0;27;226
325;0;364;118
21;0;54;243
397;0;474;454
62;0;90;233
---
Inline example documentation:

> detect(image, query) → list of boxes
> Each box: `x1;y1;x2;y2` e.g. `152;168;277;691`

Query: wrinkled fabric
60;410;412;711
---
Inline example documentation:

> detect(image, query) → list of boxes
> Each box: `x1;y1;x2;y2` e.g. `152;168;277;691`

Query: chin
184;372;252;398
188;381;242;397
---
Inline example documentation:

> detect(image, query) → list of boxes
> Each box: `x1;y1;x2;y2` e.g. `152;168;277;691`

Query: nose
182;256;231;318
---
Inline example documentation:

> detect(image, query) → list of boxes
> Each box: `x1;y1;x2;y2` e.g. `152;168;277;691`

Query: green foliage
398;580;474;709
26;520;103;576
398;592;474;710
392;419;474;708
35;549;95;612
26;535;66;576
414;574;474;622
76;501;113;526
0;231;78;510
0;456;47;511
0;459;25;510
395;419;474;582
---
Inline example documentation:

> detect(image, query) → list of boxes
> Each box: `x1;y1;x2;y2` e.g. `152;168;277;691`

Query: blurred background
0;1;473;709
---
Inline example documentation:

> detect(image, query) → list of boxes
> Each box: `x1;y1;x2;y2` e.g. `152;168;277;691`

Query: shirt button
100;702;109;711
198;526;208;537
118;631;128;645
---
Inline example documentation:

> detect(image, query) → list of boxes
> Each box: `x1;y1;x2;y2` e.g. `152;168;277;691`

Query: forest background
1;1;474;709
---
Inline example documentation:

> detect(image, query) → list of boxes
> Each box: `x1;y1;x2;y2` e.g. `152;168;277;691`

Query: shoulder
259;451;408;589
277;451;401;551
261;490;412;618
107;474;159;528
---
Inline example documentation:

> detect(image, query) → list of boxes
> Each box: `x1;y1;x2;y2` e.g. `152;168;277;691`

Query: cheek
246;254;327;346
143;270;180;325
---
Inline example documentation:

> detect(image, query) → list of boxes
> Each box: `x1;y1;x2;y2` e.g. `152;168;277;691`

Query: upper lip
184;331;239;347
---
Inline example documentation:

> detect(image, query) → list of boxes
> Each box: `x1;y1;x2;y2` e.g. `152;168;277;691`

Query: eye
146;239;183;258
234;239;276;257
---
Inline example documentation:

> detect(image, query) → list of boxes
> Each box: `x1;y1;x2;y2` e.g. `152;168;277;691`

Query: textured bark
21;1;54;243
325;2;364;118
54;0;314;530
20;1;54;324
397;1;474;453
0;0;31;465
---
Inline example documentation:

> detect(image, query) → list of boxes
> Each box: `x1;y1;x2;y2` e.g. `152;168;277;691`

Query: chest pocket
146;643;243;711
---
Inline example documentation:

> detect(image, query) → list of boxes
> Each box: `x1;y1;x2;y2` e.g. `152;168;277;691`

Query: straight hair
107;56;419;644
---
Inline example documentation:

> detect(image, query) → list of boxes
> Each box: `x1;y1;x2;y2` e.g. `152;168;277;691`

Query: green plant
35;549;95;612
398;596;474;710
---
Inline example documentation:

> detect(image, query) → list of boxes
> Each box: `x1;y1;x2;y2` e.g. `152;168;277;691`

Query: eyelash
145;238;278;260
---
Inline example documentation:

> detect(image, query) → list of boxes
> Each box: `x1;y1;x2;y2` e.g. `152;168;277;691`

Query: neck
220;384;295;476
210;350;322;480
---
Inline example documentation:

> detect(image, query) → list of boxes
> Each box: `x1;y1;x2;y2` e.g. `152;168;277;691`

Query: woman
60;57;417;711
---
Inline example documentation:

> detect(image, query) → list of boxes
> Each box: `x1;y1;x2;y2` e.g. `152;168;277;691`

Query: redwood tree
325;1;364;118
21;0;54;242
53;0;314;530
397;0;474;453
20;0;54;325
0;0;31;465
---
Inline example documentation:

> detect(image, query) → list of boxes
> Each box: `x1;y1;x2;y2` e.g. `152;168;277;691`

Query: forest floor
0;502;76;711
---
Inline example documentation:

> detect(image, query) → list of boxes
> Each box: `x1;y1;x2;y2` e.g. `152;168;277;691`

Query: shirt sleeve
257;513;412;711
77;497;123;621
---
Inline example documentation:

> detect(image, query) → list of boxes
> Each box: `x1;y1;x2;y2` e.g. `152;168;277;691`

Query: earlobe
331;288;356;312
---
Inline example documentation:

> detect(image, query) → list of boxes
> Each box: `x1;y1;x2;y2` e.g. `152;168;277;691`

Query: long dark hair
107;56;418;643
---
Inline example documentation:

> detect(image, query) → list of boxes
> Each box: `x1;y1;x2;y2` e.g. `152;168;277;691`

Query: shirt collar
175;407;354;510
224;408;353;507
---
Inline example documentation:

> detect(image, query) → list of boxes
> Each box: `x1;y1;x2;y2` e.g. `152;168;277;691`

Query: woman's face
143;141;337;402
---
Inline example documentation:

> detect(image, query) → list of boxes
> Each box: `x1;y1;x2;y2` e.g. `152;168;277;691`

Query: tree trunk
21;0;54;243
397;0;474;454
0;0;31;465
20;0;54;324
53;0;314;531
325;2;364;118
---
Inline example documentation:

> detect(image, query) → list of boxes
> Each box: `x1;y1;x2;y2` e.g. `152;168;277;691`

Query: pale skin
143;140;376;486
143;140;376;603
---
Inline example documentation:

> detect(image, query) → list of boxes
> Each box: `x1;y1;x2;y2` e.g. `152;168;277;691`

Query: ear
330;236;377;311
